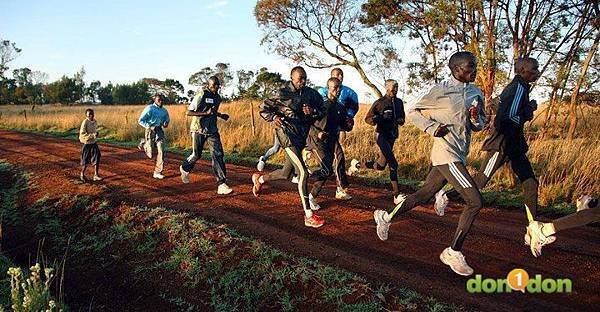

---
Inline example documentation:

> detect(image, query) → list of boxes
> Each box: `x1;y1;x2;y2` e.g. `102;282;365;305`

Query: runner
348;79;405;204
179;76;233;195
251;66;326;228
137;93;170;179
79;108;102;182
308;77;353;210
373;51;486;276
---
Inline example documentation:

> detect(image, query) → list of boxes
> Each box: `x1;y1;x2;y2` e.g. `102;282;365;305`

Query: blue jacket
138;103;170;129
318;85;359;118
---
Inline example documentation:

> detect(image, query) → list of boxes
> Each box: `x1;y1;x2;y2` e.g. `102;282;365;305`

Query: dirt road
1;130;598;311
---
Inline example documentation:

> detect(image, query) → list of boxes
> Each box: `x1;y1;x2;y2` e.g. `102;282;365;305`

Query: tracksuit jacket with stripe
259;82;325;148
408;76;486;166
482;75;535;157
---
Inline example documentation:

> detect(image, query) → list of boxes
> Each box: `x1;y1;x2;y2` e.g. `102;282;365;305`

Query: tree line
0;40;289;105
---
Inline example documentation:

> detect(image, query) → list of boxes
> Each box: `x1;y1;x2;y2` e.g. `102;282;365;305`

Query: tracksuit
138;103;170;174
386;76;486;251
362;95;405;196
445;75;540;218
318;85;359;189
308;97;352;197
259;82;325;213
181;88;227;185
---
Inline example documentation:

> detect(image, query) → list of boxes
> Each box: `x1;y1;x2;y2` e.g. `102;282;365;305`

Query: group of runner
78;51;598;276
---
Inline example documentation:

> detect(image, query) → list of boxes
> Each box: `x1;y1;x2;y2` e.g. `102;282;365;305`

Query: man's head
384;79;398;98
207;76;221;94
85;108;94;121
290;66;307;90
153;93;164;106
514;57;540;83
449;51;477;83
331;68;344;83
327;77;342;100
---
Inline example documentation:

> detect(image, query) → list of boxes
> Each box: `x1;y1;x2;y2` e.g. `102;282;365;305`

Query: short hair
327;77;341;87
85;108;94;115
514;57;538;74
153;93;164;99
208;76;220;85
331;68;343;77
449;51;476;69
384;79;398;89
290;66;306;76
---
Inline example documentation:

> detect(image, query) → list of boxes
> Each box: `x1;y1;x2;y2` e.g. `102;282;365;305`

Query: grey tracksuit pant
181;132;227;185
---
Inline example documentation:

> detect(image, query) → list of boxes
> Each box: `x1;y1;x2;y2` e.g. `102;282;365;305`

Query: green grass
0;159;459;311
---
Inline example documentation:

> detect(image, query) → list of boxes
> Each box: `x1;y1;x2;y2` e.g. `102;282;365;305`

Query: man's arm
468;95;486;132
396;99;406;126
364;100;382;126
407;86;443;136
495;82;523;128
79;120;94;142
138;106;152;128
345;87;359;118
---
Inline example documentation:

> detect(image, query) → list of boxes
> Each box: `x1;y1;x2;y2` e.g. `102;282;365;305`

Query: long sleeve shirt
138;103;170;129
318;85;359;118
309;98;351;144
408;76;486;166
365;95;405;139
482;75;534;156
79;119;97;144
188;88;222;135
260;82;325;148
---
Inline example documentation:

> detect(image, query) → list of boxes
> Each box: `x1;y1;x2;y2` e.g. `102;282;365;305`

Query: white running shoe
291;176;299;184
153;172;165;179
93;175;103;181
180;165;190;184
577;195;598;212
309;194;321;211
302;149;312;162
434;189;448;216
335;187;352;200
526;221;555;257
393;194;406;206
374;210;390;241
217;183;233;195
524;232;556;247
256;156;266;172
347;159;360;176
440;247;474;276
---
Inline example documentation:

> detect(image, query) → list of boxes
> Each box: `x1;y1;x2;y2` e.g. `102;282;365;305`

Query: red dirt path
1;130;598;311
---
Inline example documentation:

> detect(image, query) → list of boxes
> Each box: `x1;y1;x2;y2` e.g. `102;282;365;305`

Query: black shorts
81;143;101;165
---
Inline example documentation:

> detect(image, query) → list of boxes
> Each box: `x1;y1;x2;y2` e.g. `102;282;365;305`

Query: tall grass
1;101;598;206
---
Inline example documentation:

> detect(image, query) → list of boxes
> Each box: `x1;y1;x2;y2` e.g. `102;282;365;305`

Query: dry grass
1;101;598;206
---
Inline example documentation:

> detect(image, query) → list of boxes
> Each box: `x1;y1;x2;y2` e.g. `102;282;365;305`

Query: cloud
205;0;228;16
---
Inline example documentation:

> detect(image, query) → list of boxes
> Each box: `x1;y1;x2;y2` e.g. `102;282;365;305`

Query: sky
0;0;388;101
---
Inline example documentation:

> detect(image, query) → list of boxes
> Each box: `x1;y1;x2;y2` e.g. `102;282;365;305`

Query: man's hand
433;124;450;137
317;131;327;141
218;113;230;121
273;116;284;128
346;118;354;130
302;104;313;115
149;125;156;131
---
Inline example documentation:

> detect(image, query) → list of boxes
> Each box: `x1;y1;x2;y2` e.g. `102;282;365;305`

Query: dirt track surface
1;130;599;311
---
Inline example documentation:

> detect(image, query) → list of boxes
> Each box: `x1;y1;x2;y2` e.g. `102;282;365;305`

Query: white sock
258;176;265;184
304;209;313;218
383;212;391;223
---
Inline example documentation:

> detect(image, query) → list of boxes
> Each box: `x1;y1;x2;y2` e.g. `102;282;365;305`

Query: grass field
0;101;598;208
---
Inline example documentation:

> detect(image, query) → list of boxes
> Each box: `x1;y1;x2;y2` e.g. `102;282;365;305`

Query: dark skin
517;59;541;110
317;80;343;140
383;83;399;120
81;110;100;180
273;69;311;128
153;95;169;128
434;57;478;137
186;79;229;120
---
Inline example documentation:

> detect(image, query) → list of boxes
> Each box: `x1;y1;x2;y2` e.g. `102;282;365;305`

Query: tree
0;39;21;78
247;68;285;99
97;83;114;105
143;78;185;103
44;76;81;104
236;69;256;98
112;81;149;104
255;0;398;97
87;80;102;103
188;63;234;91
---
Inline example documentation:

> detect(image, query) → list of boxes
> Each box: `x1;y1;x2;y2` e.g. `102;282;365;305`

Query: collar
152;103;162;108
449;75;468;89
514;75;531;88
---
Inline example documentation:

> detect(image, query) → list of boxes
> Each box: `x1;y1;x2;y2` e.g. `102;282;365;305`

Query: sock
304;209;313;218
383;212;392;223
258;176;265;184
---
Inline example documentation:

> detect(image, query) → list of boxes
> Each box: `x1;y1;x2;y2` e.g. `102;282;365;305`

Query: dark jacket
308;98;351;149
365;95;405;139
482;75;535;156
188;88;222;135
260;82;325;148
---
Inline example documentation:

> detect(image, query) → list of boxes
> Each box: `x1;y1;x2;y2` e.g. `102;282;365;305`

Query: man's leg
263;133;281;161
510;153;538;218
444;151;508;201
385;167;447;220
143;128;154;159
207;133;227;185
361;133;389;171
181;132;206;173
310;142;335;198
334;140;349;189
377;136;400;196
154;128;166;175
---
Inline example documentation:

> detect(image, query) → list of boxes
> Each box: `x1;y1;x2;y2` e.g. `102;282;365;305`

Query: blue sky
0;0;384;100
